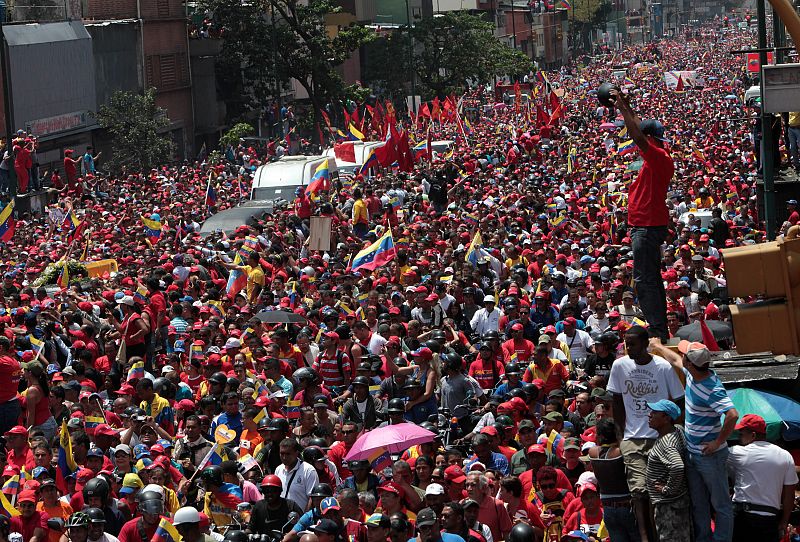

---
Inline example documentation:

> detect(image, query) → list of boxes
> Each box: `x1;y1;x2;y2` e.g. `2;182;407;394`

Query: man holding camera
611;89;674;342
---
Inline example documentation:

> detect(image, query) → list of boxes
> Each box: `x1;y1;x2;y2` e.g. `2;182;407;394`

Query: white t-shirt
728;441;798;514
607;355;685;439
557;330;594;362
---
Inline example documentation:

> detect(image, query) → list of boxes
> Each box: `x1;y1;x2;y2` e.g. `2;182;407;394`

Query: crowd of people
0;17;794;542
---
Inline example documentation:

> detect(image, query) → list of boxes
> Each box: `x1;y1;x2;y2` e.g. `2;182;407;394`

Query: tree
95;88;173;172
220;123;254;148
570;0;612;52
372;12;531;100
198;0;374;141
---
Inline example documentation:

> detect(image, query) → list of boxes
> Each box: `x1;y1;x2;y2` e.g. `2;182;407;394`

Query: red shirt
10;510;47;541
7;446;35;472
468;358;505;390
0;355;21;403
64;157;77;182
118;516;161;542
327;441;353;479
502;338;534;363
628;143;674;227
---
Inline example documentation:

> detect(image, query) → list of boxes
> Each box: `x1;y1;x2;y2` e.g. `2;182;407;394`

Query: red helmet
260;475;282;489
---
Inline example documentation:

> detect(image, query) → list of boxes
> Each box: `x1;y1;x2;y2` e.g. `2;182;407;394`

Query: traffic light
722;231;800;354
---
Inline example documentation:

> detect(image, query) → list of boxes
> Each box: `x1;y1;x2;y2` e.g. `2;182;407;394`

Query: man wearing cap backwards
411;508;465;542
365;513;392;542
607;325;684;542
610;89;674;342
645;399;691;542
728;414;798;542
678;340;738;542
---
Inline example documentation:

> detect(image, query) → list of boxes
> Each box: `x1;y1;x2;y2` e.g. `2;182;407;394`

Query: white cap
142;484;164;497
116;295;134;307
161;365;175;375
576;471;598;487
483;295;496;303
425;483;445;496
224;338;242;350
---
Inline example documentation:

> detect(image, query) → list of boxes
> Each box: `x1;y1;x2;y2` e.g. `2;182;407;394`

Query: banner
663;70;705;89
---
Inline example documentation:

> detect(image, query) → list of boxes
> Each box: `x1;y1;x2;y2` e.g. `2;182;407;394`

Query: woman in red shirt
116;296;149;362
21;362;57;443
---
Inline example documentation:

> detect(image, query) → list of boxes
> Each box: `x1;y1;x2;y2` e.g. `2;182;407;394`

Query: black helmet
505;363;521;375
307;437;328;449
424;340;442;353
153;377;172;394
352;376;371;387
223;530;250;542
440;352;463;373
82;477;110;503
482;330;500;342
200;465;224;487
137;490;164;515
83;507;105;524
226;377;240;389
209;372;227;385
508;523;536;542
310;483;333;498
430;330;447;342
598;332;619;346
419;422;438;434
293;367;319;386
387;398;405;413
522;383;540;399
402;378;423;390
348;459;370;470
508;388;527;400
65;512;90;529
302;446;325;464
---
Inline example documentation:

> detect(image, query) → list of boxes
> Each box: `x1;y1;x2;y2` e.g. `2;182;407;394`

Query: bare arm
779;483;795;537
612;393;626;440
704;408;738;455
611;90;649;151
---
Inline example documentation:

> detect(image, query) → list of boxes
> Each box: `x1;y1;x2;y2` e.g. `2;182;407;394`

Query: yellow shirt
353;198;369;225
790;111;800;127
244;265;265;300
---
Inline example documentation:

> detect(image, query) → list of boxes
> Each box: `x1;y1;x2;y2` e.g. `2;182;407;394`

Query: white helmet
173;506;201;526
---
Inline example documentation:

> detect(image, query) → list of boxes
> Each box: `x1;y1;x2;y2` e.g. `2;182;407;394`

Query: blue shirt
293;509;320;533
683;368;734;455
466;452;510;475
409;534;465;542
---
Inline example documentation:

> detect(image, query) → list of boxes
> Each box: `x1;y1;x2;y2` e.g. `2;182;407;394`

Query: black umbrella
675;320;733;342
254;309;307;325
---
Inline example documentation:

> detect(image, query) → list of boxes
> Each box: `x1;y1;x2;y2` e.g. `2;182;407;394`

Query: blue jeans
0;398;20;436
788;126;800;168
602;503;641;542
686;448;733;542
630;226;668;340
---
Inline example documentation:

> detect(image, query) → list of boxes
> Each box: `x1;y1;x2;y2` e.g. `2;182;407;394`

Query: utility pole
758;0;777;239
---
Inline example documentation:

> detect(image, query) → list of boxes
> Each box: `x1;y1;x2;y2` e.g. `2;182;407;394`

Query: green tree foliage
569;0;612;52
220;123;255;148
369;11;531;100
199;0;374;140
95;88;173;172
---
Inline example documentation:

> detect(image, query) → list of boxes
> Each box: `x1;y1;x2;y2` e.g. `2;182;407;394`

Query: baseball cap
563;438;581;451
4;425;27;437
639;119;669;142
320;497;340;515
378;481;403;496
310;519;340;535
119;473;144;495
542;411;564;422
444;465;466;484
735;414;767;434
527;444;546;455
562;531;590;542
678;340;711;367
415;508;438;527
424;483;445;496
647;399;681;420
365;513;390;529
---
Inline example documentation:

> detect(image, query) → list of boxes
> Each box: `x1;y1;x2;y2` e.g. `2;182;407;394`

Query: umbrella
675;320;733;342
493;103;508;110
254;310;307;324
727;388;800;441
625;160;643;173
344;423;437;461
724;94;737;100
599;122;616;130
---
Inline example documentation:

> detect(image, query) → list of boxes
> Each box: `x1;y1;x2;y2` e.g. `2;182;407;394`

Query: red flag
548;90;560;113
548;103;562;125
419;103;431;118
342;107;351;128
700;320;720;351
536;105;548;127
426;126;433;161
375;141;397;168
396;128;414;172
431;97;441;122
320;110;333;131
385;101;396;123
334;142;356;163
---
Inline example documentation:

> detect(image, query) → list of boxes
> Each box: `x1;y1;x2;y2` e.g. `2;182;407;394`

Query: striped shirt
646;426;688;504
683;369;734;455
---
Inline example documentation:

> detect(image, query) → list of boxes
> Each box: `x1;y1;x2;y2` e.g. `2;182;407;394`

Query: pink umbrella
599;122;616;130
344;423;437;461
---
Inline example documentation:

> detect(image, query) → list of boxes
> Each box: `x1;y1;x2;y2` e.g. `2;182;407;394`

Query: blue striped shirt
683;368;734;455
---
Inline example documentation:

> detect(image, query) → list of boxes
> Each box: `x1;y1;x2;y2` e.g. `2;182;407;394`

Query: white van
250;155;338;202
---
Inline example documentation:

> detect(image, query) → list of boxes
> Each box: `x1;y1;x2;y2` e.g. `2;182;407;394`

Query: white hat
224;338;242;350
142;483;164;496
483;295;496;303
161;365;175;375
425;483;445;496
116;295;134;307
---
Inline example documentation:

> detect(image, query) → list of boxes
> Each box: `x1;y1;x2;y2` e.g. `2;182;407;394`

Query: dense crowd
0;18;794;542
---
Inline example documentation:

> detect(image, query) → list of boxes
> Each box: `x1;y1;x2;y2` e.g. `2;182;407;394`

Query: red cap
527;444;546;455
578;482;598;495
378;481;404;497
4;425;27;437
734;414;766;434
444;465;466;484
564;317;577;326
511;323;523;331
480;426;498;436
324;331;340;341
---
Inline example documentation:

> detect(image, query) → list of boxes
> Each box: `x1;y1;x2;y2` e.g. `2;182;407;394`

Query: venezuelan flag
692;148;707;162
56;419;78;493
215;482;244;509
0;491;18;517
206;181;218;207
134;284;149;304
368;447;393;472
550;214;567;228
84;415;105;430
359;149;379;176
29;336;44;356
252;408;267;425
305;159;331;196
141;215;162;245
153;517;181;542
351;229;396;272
465;230;487;266
560;0;571;9
617;139;636;155
285;399;302;420
226;253;248;299
0;199;15;242
242;327;256;341
617;126;628;138
64;210;82;237
348;124;365;141
127;361;145;381
56;261;69;289
191;342;204;359
413;141;429;160
2;475;19;496
567;146;577;173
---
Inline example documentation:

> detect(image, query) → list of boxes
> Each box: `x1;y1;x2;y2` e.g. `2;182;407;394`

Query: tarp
663;70;705;89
